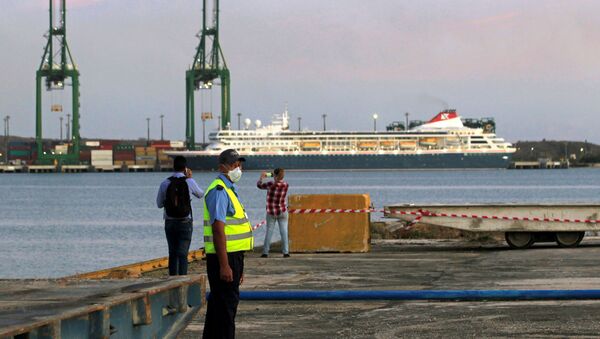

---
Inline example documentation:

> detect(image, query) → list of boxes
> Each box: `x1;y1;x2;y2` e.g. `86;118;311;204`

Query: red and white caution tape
289;208;374;214
252;220;267;231
251;208;600;232
386;209;600;225
287;208;600;225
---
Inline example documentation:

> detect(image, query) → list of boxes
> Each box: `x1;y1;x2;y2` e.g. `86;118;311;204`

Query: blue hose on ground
207;289;600;301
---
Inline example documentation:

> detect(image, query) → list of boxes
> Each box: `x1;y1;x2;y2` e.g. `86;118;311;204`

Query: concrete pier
61;165;90;173
145;239;600;338
0;165;24;173
0;276;205;338
127;165;154;172
27;165;57;173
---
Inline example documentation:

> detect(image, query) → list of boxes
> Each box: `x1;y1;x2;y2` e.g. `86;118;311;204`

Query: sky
1;0;600;143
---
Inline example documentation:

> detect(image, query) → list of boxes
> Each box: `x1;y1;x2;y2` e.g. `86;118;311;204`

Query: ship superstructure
169;109;515;170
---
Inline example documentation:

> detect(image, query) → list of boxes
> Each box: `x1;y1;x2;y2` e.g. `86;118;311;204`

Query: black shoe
283;254;290;258
261;254;268;258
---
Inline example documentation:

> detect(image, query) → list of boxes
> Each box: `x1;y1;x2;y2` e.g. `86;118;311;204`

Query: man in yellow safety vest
202;149;253;339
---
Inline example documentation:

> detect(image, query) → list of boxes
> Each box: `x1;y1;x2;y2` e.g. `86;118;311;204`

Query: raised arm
187;178;204;199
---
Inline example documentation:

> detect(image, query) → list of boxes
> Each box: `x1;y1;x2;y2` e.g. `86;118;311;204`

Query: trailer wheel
505;232;534;249
555;232;585;247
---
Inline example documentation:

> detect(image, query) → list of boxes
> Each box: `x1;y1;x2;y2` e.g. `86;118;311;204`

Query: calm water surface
1;169;600;278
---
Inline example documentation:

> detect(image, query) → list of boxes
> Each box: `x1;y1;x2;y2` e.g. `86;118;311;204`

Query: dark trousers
164;219;193;275
203;252;245;339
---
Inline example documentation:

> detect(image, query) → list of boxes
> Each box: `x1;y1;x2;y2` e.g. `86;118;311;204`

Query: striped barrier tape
286;208;600;225
252;220;267;231
251;208;600;232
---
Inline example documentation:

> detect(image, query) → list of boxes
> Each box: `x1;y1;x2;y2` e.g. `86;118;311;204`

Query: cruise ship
169;109;515;170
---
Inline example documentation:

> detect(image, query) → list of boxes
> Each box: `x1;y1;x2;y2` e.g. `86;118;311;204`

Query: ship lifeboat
301;141;321;150
419;138;438;147
399;141;417;149
445;137;461;147
358;141;378;149
379;141;397;150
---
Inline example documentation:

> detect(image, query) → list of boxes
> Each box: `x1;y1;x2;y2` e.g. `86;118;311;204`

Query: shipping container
8;150;31;157
91;150;113;167
79;150;91;162
8;145;34;151
99;139;120;146
114;154;135;162
136;155;157;161
170;140;185;148
98;144;114;150
8;141;33;147
135;146;157;153
135;160;156;166
115;160;136;166
55;144;69;155
157;149;172;161
114;144;135;151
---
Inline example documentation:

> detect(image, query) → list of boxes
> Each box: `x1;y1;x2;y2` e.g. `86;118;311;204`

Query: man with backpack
156;155;203;275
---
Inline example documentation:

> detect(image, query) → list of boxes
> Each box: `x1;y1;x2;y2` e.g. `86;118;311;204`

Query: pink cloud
468;11;521;26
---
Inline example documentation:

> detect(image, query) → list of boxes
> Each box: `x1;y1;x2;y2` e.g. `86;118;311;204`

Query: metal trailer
0;276;205;339
384;204;600;249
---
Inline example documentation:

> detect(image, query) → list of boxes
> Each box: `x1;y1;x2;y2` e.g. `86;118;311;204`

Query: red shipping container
8;146;33;151
79;150;91;162
114;153;135;161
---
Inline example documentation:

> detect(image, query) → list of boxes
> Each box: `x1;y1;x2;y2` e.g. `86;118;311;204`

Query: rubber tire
555;232;585;247
505;232;534;249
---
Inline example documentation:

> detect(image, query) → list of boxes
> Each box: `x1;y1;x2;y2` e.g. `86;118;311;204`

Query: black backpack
165;177;192;218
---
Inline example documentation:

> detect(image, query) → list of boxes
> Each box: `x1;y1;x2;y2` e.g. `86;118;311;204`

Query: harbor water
1;169;600;279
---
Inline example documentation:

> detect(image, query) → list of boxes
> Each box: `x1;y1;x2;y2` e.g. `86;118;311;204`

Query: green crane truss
36;0;80;164
185;0;230;150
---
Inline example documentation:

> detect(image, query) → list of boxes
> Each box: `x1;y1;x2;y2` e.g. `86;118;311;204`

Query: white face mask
228;166;242;183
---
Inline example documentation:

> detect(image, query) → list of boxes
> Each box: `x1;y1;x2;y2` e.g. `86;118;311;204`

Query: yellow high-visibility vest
203;178;253;253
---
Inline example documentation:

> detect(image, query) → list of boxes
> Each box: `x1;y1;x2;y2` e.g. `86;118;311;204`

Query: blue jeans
165;218;193;275
262;212;289;255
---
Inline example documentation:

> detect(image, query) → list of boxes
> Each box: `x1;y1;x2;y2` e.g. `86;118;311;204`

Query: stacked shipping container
113;144;135;166
4;139;183;167
135;147;157;166
7;141;36;164
91;150;113;167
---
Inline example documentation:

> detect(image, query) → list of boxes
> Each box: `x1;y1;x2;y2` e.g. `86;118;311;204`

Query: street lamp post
372;113;378;131
5;115;9;141
322;114;327;131
298;117;302;131
3;115;9;164
66;114;71;141
146;118;151;146
160;114;164;141
237;112;242;130
59;116;63;142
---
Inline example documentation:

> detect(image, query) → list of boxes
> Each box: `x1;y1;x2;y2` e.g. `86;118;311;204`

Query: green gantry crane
36;0;80;164
185;0;230;150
